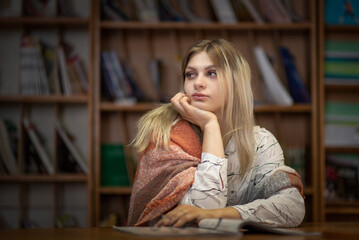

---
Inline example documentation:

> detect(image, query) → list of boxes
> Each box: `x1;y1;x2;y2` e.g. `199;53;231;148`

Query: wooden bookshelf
318;0;359;221
93;0;319;226
0;0;94;228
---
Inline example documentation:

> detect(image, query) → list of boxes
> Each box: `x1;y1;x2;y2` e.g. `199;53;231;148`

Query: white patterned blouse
180;126;305;227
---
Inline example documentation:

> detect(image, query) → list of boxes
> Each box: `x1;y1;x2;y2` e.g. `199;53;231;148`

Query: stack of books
324;40;359;85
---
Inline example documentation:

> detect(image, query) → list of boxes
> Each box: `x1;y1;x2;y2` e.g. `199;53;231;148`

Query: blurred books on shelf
101;50;147;104
101;0;133;21
58;40;89;96
23;0;56;17
158;0;185;22
134;0;160;22
20;33;50;96
0;0;21;17
324;101;359;147
19;33;88;96
241;0;264;24
325;0;359;25
253;45;293;106
55;120;88;174
101;144;130;186
280;46;311;103
211;0;238;24
258;0;291;23
326;153;359;201
284;146;307;186
0;119;18;175
23;117;54;175
324;40;359;85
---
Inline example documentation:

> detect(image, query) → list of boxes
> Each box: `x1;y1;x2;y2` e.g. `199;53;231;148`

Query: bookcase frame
0;0;94;228
93;0;319;226
318;0;359;222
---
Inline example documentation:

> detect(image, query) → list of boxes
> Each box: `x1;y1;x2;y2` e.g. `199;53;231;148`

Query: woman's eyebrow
185;65;216;70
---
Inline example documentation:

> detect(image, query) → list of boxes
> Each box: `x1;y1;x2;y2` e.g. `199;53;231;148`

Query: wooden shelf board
100;21;312;30
326;201;359;214
0;17;89;27
99;102;312;113
254;104;312;113
0;174;88;183
325;84;359;91
326;147;359;153
0;95;88;103
98;186;132;195
100;102;158;112
326;25;359;32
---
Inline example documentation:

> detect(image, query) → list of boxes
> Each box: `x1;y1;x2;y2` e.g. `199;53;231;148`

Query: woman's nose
194;74;206;89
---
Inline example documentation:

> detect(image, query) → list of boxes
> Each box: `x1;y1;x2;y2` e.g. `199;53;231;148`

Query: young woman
127;39;305;228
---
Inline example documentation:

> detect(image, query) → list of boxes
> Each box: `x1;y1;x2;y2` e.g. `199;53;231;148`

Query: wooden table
1;222;359;239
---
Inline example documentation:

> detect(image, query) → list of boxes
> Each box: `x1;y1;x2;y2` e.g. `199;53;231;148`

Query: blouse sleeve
231;129;305;227
231;188;305;227
179;152;228;209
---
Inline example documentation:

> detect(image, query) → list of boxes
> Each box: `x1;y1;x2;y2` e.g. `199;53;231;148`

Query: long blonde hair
133;39;255;178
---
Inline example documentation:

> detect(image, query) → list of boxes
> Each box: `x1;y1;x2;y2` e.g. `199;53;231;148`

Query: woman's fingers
154;205;202;228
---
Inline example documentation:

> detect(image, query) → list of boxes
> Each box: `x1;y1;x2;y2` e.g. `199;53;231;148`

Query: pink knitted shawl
127;120;201;226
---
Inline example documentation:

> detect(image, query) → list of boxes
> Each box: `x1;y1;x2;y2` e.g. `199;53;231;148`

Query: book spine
0;119;18;175
23;118;54;175
241;0;264;24
55;121;88;175
253;46;293;106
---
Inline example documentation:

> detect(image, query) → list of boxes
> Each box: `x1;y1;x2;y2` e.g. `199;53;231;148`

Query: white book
55;120;88;174
23;117;54;175
0;119;18;175
210;0;238;24
253;46;293;106
241;0;264;24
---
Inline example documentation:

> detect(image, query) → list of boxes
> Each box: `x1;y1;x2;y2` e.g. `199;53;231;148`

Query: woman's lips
192;93;208;100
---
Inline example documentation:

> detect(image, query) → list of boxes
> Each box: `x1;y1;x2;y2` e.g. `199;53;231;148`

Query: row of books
324;101;359;147
101;0;303;24
324;40;359;85
102;45;310;106
326;153;359;201
0;118;88;176
20;33;88;96
254;45;310;105
101;51;150;104
0;0;86;18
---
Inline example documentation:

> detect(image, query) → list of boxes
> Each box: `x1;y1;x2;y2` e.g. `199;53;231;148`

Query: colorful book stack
324;40;359;85
326;153;359;201
324;101;359;147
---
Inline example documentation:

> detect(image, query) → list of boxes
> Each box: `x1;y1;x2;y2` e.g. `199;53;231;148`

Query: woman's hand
154;204;217;228
171;92;218;131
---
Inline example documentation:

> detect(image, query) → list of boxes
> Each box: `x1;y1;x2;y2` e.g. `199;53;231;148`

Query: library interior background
0;0;359;229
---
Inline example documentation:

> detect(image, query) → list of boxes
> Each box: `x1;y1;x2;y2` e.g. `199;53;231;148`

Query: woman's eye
185;72;196;79
208;71;217;77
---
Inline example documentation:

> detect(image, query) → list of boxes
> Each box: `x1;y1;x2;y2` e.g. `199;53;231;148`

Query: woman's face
184;51;227;116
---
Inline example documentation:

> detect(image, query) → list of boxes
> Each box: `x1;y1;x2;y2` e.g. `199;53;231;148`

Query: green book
324;60;359;77
101;144;130;186
325;40;359;53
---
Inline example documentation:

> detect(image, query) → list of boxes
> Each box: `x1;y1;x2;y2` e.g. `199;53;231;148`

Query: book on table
113;218;321;236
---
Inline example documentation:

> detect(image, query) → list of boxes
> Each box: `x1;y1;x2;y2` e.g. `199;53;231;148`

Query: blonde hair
133;39;255;178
